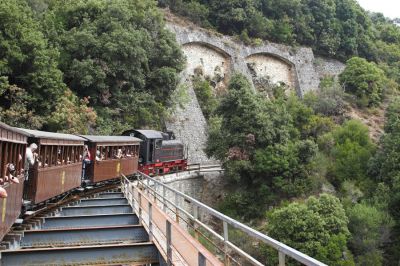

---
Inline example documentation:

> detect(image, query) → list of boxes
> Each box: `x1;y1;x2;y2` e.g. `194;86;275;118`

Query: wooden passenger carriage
80;135;141;183
0;123;27;241
18;129;85;204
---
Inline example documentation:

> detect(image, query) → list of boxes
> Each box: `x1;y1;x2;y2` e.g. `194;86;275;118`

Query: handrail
122;172;327;266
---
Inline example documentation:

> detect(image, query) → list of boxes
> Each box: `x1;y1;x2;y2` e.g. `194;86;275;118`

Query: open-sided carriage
0;123;27;240
17;129;85;204
80;135;141;184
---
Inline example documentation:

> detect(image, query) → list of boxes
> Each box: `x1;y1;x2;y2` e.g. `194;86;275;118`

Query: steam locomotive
122;129;187;175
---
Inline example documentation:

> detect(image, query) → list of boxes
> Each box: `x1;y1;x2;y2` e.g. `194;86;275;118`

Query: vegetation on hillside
0;0;185;134
160;0;400;81
205;71;398;264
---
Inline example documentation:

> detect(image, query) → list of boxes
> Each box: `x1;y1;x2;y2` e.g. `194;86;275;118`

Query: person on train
95;150;102;162
115;148;123;159
25;143;38;180
82;145;92;179
6;163;19;184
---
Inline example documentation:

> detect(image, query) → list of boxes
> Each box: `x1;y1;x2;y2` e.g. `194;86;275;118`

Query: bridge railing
122;172;327;266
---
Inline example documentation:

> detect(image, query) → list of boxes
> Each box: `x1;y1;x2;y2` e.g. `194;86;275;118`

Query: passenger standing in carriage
25;143;38;180
82;145;92;179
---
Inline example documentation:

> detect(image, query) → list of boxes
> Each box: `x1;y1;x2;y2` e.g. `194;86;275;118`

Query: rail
121;172;327;266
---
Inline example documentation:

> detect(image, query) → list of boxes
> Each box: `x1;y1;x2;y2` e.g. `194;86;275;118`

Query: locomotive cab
122;130;163;165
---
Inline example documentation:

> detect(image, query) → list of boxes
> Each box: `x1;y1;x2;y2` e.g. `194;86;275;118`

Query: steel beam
98;192;124;198
1;243;159;266
77;198;128;206
21;225;149;248
42;213;138;229
59;204;132;216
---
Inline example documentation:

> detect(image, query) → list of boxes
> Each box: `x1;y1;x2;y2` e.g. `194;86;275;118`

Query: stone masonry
164;18;322;164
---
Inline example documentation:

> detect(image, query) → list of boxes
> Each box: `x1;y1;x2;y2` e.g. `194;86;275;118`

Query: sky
357;0;399;19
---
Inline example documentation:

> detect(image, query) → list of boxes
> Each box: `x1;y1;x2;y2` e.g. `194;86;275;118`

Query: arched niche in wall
181;42;232;94
245;53;299;94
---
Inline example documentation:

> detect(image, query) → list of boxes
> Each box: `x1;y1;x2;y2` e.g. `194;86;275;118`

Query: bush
339;57;386;107
192;76;218;120
320;120;375;187
267;194;354;265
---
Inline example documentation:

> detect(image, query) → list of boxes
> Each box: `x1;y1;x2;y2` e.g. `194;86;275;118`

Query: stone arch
181;42;232;94
245;52;301;96
245;52;299;93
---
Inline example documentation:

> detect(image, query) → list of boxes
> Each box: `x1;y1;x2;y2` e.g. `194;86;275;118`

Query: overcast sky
357;0;399;19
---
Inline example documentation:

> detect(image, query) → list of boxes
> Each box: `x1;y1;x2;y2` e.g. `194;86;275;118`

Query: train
0;122;187;241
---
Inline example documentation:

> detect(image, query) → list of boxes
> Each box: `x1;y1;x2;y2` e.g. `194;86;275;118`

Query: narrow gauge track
0;178;162;265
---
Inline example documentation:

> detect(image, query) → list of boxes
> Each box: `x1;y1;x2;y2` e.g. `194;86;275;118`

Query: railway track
0;181;162;265
0;165;224;265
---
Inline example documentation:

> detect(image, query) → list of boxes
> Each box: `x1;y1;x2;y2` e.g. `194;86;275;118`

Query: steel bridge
0;169;327;266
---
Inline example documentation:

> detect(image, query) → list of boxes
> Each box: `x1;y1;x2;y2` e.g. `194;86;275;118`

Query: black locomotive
122;129;187;175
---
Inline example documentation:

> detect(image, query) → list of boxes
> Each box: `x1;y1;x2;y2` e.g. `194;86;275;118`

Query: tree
347;203;392;265
46;89;97;134
339;57;386;106
206;74;319;217
45;0;185;132
267;194;354;265
0;0;65;126
319;120;375;187
368;98;400;262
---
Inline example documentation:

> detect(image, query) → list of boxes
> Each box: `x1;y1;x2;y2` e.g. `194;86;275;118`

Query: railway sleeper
0;242;159;266
20;225;149;248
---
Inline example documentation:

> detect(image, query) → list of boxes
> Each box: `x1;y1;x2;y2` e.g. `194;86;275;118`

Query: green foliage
192;76;218;120
339;57;386;107
346;203;392;265
369;98;400;262
0;0;65;126
42;0;184;132
207;74;320;217
0;78;43;128
46;89;97;134
304;80;347;117
319;120;375;187
0;0;185;133
161;0;400;65
267;194;354;265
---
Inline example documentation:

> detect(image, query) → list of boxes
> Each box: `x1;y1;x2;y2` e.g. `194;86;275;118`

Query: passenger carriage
80;135;141;184
17;129;85;204
0;123;27;240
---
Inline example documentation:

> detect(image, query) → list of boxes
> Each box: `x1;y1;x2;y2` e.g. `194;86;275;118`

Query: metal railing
122;172;327;266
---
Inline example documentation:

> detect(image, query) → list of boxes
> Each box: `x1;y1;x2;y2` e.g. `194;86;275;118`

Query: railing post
148;202;153;241
175;191;179;223
279;251;286;266
147;178;150;196
166;220;172;266
193;205;199;240
163;185;167;212
223;221;229;265
138;193;142;225
153;182;157;202
198;252;206;266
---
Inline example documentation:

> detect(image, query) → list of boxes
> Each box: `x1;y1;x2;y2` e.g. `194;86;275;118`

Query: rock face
165;73;211;164
164;17;344;164
314;56;346;80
